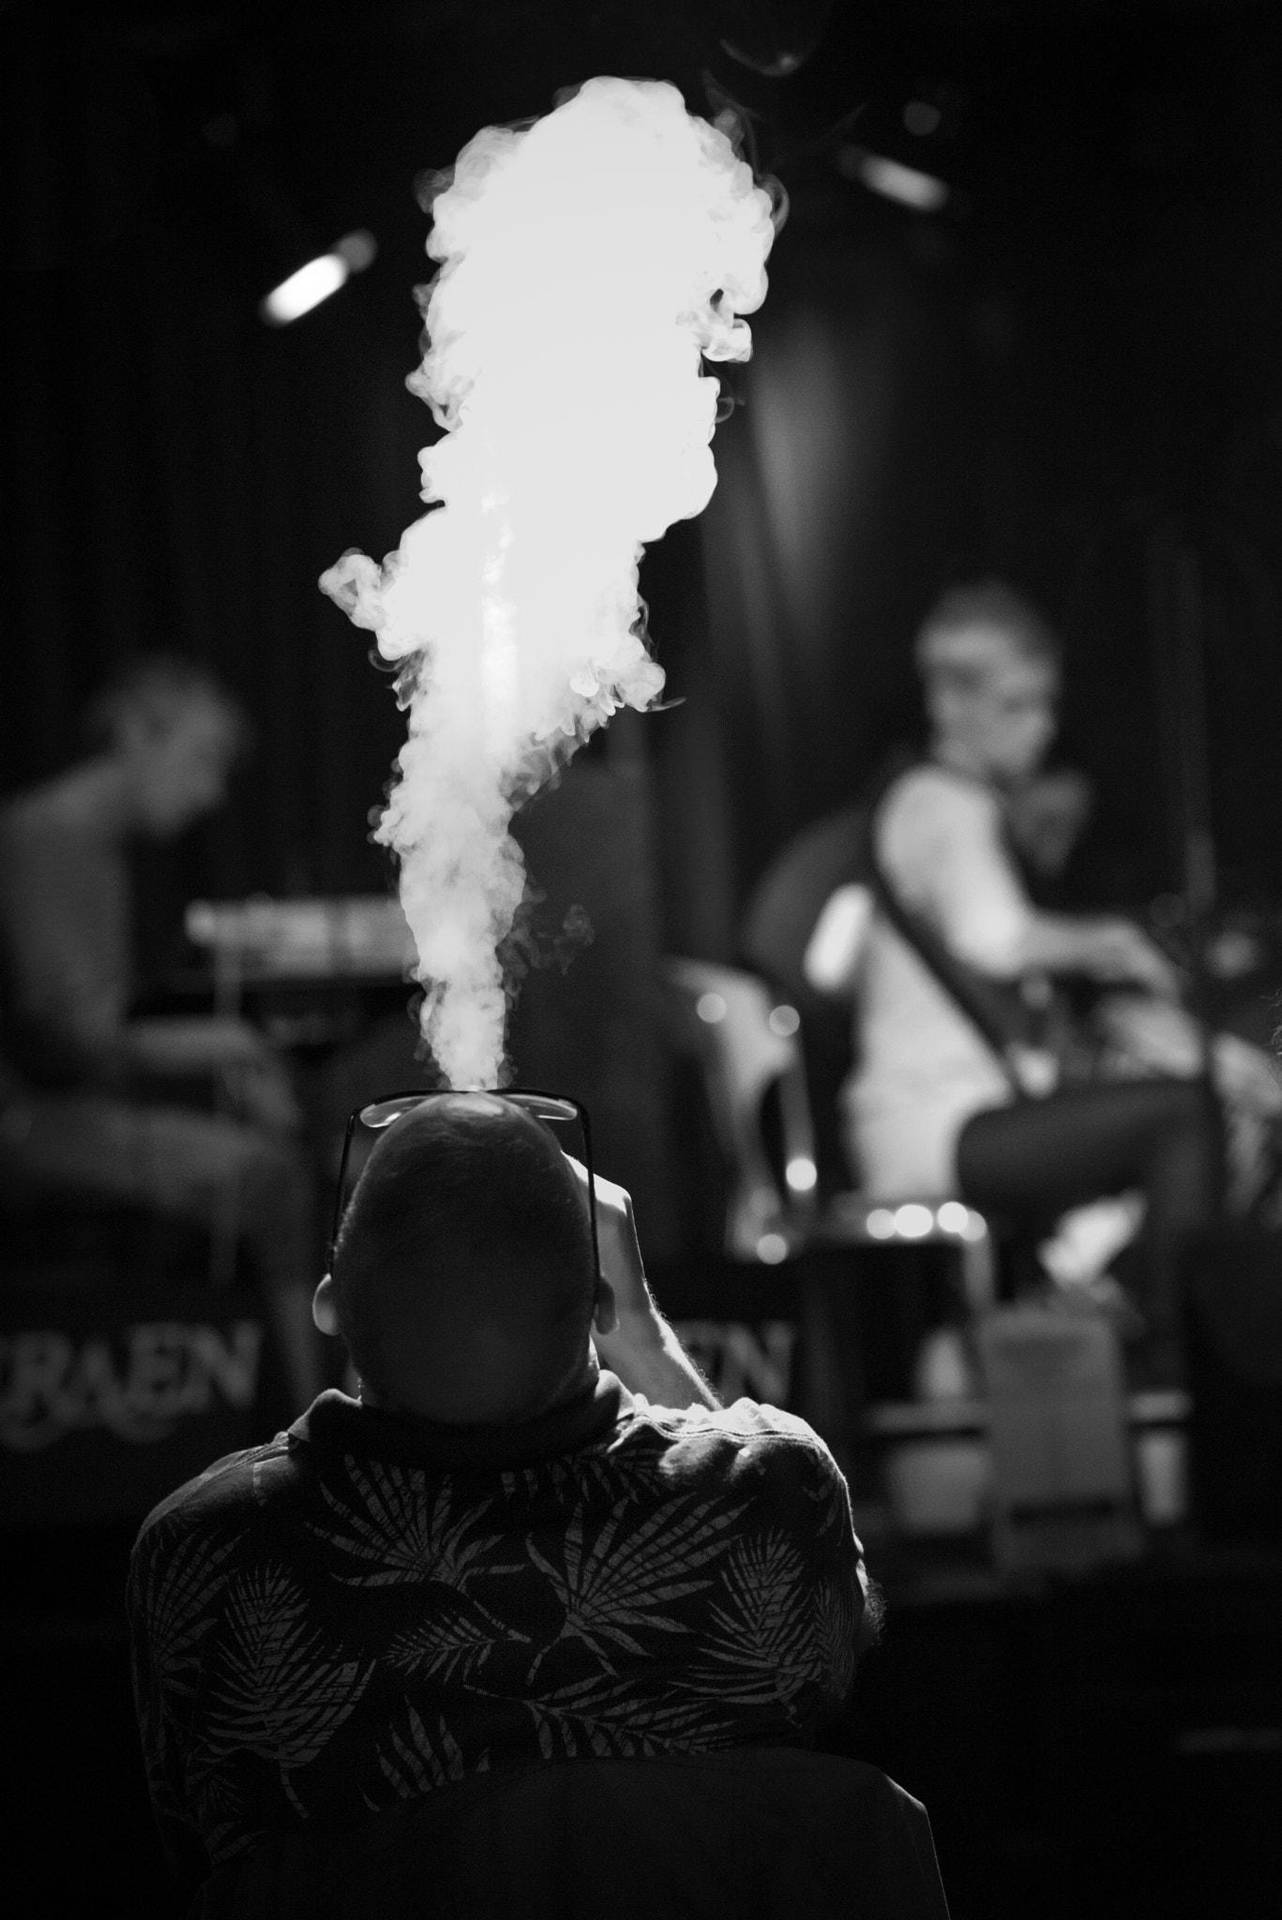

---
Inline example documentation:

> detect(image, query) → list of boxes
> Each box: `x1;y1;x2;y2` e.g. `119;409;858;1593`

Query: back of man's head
331;1093;597;1425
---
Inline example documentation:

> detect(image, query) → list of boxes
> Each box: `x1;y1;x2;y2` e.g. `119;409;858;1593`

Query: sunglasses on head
328;1087;600;1279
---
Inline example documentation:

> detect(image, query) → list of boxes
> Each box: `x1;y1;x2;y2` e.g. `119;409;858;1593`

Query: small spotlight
936;1200;970;1236
893;1203;935;1240
785;1156;817;1194
756;1231;790;1265
260;230;378;326
866;1208;896;1241
838;146;949;214
768;1002;801;1037
695;992;728;1024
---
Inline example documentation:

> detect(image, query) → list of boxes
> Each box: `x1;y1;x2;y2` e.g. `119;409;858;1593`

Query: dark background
7;0;1282;929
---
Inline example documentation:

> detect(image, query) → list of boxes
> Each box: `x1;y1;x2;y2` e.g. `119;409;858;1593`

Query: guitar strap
859;757;1037;1100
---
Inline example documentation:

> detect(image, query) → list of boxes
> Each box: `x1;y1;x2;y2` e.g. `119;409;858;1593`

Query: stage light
936;1200;971;1236
717;0;837;77
756;1231;790;1264
696;992;729;1024
260;230;377;326
837;146;949;214
767;1002;800;1037
866;1208;896;1241
893;1203;935;1239
785;1155;817;1193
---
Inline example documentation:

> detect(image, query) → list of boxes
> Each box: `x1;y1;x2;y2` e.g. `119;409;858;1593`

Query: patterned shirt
127;1376;868;1893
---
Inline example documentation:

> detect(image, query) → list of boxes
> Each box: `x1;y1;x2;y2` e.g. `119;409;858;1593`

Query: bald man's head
329;1094;597;1424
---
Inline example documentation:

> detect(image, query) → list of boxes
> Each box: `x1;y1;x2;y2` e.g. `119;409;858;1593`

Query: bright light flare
838;146;949;214
322;78;776;1088
261;230;377;326
893;1204;936;1239
852;1199;988;1243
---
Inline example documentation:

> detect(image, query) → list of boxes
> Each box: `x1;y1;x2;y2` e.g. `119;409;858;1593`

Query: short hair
84;655;250;762
915;580;1060;693
331;1094;597;1418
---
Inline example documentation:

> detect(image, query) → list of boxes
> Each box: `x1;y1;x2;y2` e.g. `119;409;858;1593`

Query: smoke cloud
322;76;777;1089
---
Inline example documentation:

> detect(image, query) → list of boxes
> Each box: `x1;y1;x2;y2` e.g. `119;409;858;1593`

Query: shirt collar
287;1371;629;1471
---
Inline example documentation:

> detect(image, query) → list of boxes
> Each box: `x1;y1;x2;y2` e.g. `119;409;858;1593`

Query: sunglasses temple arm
328;1110;360;1271
578;1107;602;1281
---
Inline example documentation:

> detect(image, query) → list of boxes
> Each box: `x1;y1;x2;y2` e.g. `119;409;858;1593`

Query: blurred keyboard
186;896;415;983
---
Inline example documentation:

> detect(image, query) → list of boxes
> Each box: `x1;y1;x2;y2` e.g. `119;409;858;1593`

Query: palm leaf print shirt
128;1375;869;1891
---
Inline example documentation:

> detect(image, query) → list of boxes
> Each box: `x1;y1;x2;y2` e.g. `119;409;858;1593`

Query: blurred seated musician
128;1092;885;1912
0;655;324;1408
805;580;1233;1381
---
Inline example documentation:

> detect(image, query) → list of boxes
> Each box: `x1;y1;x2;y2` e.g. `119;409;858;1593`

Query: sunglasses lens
358;1094;432;1129
357;1089;580;1131
512;1093;579;1128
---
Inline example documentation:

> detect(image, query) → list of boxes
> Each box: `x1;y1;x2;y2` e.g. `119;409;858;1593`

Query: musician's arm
891;776;1036;979
893;775;1179;999
1012;914;1180;998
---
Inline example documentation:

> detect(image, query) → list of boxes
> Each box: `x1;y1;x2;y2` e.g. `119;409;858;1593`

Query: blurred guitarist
805;580;1279;1385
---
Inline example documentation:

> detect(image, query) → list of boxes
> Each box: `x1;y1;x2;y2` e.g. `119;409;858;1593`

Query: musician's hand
1087;919;1181;999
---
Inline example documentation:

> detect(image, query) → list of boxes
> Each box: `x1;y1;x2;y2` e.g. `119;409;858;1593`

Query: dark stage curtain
2;13;411;907
10;10;1282;989
655;188;988;960
2;11;989;969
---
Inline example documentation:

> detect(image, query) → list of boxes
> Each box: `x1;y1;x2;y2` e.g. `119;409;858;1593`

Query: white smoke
322;76;777;1089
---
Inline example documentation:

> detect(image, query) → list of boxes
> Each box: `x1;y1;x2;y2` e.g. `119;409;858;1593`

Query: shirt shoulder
634;1395;831;1445
0;787;122;924
620;1396;850;1500
876;765;1029;949
0;792;58;882
130;1428;300;1566
0;782;86;851
618;1402;863;1583
879;763;1001;845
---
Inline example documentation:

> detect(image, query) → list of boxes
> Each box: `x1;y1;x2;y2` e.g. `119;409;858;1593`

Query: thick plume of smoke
322;76;776;1089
